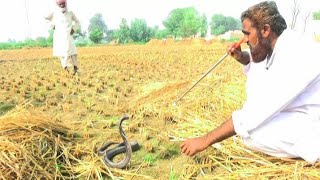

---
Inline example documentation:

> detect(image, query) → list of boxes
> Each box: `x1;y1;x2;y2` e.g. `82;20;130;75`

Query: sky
0;0;319;42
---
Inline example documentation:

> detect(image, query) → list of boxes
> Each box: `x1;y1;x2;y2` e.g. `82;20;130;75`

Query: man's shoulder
279;30;316;49
67;11;76;15
282;29;316;42
277;29;318;66
280;30;302;40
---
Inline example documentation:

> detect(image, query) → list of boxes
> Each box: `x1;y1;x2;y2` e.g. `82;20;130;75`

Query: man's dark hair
241;1;287;36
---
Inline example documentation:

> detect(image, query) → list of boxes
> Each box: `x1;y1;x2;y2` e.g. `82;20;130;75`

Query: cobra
97;115;140;169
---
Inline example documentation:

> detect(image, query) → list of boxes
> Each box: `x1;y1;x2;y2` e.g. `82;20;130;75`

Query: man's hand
228;42;242;60
227;43;250;65
180;137;209;156
181;119;236;157
70;29;74;35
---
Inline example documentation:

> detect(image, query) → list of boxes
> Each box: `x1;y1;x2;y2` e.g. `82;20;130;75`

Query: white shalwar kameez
232;30;320;164
46;8;80;69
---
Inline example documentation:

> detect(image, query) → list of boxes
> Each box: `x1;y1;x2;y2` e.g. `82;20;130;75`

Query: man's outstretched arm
180;118;236;156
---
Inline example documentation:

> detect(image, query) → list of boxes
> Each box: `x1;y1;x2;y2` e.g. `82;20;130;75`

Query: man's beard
249;33;272;63
59;7;67;13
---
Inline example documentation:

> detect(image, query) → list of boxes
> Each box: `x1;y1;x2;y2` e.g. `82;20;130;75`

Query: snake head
118;114;129;126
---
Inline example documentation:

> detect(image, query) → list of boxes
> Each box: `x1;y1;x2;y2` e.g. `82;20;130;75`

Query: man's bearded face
248;31;272;63
56;1;67;13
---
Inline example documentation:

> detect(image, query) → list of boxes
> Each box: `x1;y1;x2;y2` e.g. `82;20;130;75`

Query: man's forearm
203;118;236;147
237;51;250;65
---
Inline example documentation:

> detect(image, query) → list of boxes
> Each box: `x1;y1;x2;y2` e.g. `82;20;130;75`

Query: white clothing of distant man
45;0;80;75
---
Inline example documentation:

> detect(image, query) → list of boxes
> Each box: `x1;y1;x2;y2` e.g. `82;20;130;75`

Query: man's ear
261;24;271;38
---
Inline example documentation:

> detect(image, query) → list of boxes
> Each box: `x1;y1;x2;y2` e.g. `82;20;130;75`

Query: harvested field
0;43;319;179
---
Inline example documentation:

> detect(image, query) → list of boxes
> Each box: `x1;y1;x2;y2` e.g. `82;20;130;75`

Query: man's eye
242;30;250;35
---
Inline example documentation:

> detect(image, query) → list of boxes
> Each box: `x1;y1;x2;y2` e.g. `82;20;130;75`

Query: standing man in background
45;0;80;75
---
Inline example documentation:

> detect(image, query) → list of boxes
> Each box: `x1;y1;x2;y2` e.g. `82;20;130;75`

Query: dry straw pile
0;105;150;179
0;105;72;179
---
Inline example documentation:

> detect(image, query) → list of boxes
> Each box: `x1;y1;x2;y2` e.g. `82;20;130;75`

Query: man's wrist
202;133;215;148
238;52;250;65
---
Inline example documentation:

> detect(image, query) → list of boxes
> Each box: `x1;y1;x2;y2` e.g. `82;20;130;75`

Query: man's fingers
181;139;198;156
185;149;191;156
189;151;195;156
181;141;193;156
180;142;186;148
229;48;235;55
228;43;236;52
181;147;186;153
181;144;194;156
181;143;187;153
185;149;190;156
188;149;196;156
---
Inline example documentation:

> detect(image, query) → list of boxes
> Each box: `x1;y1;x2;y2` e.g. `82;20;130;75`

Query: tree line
1;7;320;49
76;7;320;45
85;7;241;44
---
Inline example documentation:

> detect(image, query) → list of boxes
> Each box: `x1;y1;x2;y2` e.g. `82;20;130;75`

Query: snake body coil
98;115;140;169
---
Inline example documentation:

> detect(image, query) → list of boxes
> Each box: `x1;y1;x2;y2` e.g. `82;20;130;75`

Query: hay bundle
0;106;72;179
0;106;153;179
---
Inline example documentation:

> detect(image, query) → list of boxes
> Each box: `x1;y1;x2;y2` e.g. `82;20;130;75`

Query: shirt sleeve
70;11;80;31
44;12;55;29
233;74;320;138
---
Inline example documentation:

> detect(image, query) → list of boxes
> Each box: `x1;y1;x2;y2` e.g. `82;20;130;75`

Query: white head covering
56;0;66;4
56;0;67;13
